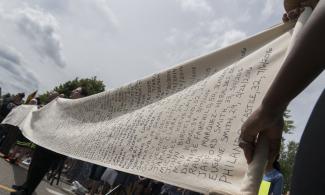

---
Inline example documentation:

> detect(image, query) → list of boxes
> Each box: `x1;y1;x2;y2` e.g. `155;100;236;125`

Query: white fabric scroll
2;8;311;195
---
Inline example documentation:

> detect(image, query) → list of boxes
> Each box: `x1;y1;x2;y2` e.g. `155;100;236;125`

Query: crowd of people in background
0;89;203;195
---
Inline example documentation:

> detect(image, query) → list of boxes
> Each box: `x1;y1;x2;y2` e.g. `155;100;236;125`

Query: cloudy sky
0;0;324;142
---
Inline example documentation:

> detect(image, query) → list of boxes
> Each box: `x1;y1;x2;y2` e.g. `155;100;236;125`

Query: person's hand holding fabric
283;0;319;22
239;105;284;166
240;0;324;168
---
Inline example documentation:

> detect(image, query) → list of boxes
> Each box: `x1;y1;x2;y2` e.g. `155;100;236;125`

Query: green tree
283;110;295;134
279;141;299;193
39;77;105;104
279;110;299;194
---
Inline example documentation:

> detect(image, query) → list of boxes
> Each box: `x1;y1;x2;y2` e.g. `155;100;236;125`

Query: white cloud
0;45;39;93
0;45;21;65
47;0;120;33
177;0;212;15
11;6;66;68
163;18;246;65
220;30;247;47
29;0;69;13
262;0;281;19
0;4;66;68
93;0;119;28
204;19;246;49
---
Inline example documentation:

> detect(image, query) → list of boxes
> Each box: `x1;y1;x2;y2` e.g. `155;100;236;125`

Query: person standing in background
0;93;25;157
11;88;88;195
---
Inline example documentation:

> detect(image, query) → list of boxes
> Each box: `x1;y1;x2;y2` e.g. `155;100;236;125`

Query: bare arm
263;0;325;112
240;1;325;164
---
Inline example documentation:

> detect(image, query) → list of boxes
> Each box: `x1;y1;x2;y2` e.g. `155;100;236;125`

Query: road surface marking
46;188;66;195
0;184;16;192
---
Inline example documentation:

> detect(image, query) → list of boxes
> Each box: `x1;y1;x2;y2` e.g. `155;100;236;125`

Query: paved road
0;158;71;195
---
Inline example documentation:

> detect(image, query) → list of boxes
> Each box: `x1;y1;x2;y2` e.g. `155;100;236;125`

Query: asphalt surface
0;158;71;195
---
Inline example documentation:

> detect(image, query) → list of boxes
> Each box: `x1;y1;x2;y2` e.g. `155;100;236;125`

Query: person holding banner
3;98;40;164
0;93;25;157
240;0;324;194
11;88;87;195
